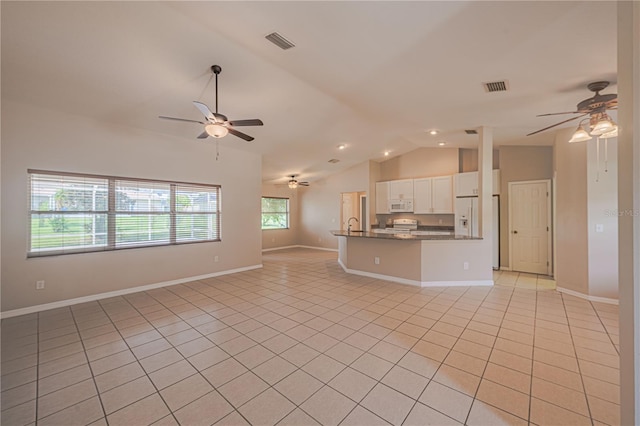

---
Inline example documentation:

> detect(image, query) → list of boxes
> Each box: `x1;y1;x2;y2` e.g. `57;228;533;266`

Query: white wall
1;101;262;313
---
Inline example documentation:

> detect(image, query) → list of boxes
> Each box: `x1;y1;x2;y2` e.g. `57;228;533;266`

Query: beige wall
1;101;263;313
458;148;500;172
554;127;589;294
498;146;554;268
587;139;619;299
380;148;459;181
617;3;640;423
298;161;371;249
261;184;300;250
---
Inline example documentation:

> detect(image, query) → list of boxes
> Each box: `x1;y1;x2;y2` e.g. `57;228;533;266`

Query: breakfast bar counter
331;230;493;288
330;230;480;241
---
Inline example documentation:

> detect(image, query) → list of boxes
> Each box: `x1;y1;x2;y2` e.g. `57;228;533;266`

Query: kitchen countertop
330;230;481;240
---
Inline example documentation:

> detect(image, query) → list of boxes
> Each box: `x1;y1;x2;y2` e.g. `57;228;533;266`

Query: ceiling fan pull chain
596;136;600;182
604;138;609;173
216;140;220;161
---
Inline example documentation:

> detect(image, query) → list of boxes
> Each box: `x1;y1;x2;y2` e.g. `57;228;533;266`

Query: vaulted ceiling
1;1;617;184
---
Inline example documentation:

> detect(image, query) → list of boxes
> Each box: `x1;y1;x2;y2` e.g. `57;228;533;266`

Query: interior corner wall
298;161;371;250
379;148;458;181
369;160;382;227
498;145;554;268
458;148;500;173
587;139;619;299
1;100;263;313
554;127;589;294
261;183;300;250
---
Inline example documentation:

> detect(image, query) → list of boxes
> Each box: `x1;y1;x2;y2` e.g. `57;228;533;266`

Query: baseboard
499;266;512;271
556;286;619;305
262;245;338;253
337;260;493;288
421;280;494;287
262;245;300;252
295;245;338;252
0;264;263;319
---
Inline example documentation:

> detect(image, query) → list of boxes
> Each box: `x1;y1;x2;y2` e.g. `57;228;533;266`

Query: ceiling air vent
482;80;509;93
328;159;340;164
265;32;295;50
465;129;478;135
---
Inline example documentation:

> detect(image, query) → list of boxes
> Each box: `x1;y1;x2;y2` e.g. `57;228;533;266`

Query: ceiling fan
527;81;618;137
288;175;309;189
159;65;263;142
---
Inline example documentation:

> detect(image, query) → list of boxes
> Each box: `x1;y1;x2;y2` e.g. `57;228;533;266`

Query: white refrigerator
455;195;500;269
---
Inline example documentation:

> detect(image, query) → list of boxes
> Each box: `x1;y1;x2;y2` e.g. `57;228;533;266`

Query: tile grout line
35;312;40;425
559;293;595;425
588;300;620;357
396;285;499;425
97;292;242;425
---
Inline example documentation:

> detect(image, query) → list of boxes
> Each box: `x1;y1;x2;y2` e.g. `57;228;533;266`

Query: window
29;170;220;257
261;197;289;229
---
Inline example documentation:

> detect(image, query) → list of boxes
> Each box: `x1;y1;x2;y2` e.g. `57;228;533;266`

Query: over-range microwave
388;199;413;213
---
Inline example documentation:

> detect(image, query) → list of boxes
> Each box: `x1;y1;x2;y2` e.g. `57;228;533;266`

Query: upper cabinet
414;176;453;214
375;181;390;214
388;179;414;200
454;170;501;196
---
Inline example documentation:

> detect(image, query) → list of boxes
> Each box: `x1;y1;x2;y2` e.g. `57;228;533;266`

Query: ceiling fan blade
227;127;254;142
197;131;209;139
227;119;264;127
536;111;581;117
299;182;310;186
526;113;589;136
159;116;204;124
192;101;215;121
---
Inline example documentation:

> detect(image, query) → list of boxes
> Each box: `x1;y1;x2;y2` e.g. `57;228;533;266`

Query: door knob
513;230;518;234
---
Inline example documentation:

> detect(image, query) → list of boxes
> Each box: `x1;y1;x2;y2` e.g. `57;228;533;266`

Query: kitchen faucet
347;217;359;233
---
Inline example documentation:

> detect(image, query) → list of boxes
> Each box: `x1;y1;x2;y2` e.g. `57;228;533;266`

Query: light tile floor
1;248;620;425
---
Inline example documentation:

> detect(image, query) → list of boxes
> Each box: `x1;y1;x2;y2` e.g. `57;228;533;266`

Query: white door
509;180;551;274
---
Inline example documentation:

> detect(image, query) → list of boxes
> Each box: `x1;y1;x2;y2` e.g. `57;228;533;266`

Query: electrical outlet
318;237;322;243
214;256;219;262
36;280;45;290
463;262;469;270
438;219;443;225
374;257;380;265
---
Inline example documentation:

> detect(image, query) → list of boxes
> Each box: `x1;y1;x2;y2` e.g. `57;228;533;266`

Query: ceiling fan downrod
211;65;222;114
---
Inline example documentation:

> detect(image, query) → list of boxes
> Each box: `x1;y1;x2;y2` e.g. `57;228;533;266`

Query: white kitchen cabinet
432;176;454;213
454;170;500;196
388;179;414;200
375;181;390;214
413;176;453;214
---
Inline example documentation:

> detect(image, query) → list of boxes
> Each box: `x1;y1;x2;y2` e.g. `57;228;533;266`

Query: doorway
508;180;552;275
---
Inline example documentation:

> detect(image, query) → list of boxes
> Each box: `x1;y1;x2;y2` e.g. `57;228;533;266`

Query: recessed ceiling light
337;144;346;150
429;130;438;135
438;142;446;146
384;151;390;157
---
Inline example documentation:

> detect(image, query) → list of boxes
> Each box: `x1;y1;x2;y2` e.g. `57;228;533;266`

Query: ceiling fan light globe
590;119;615;136
569;127;592;143
205;123;229;138
288;181;298;189
600;125;618;139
